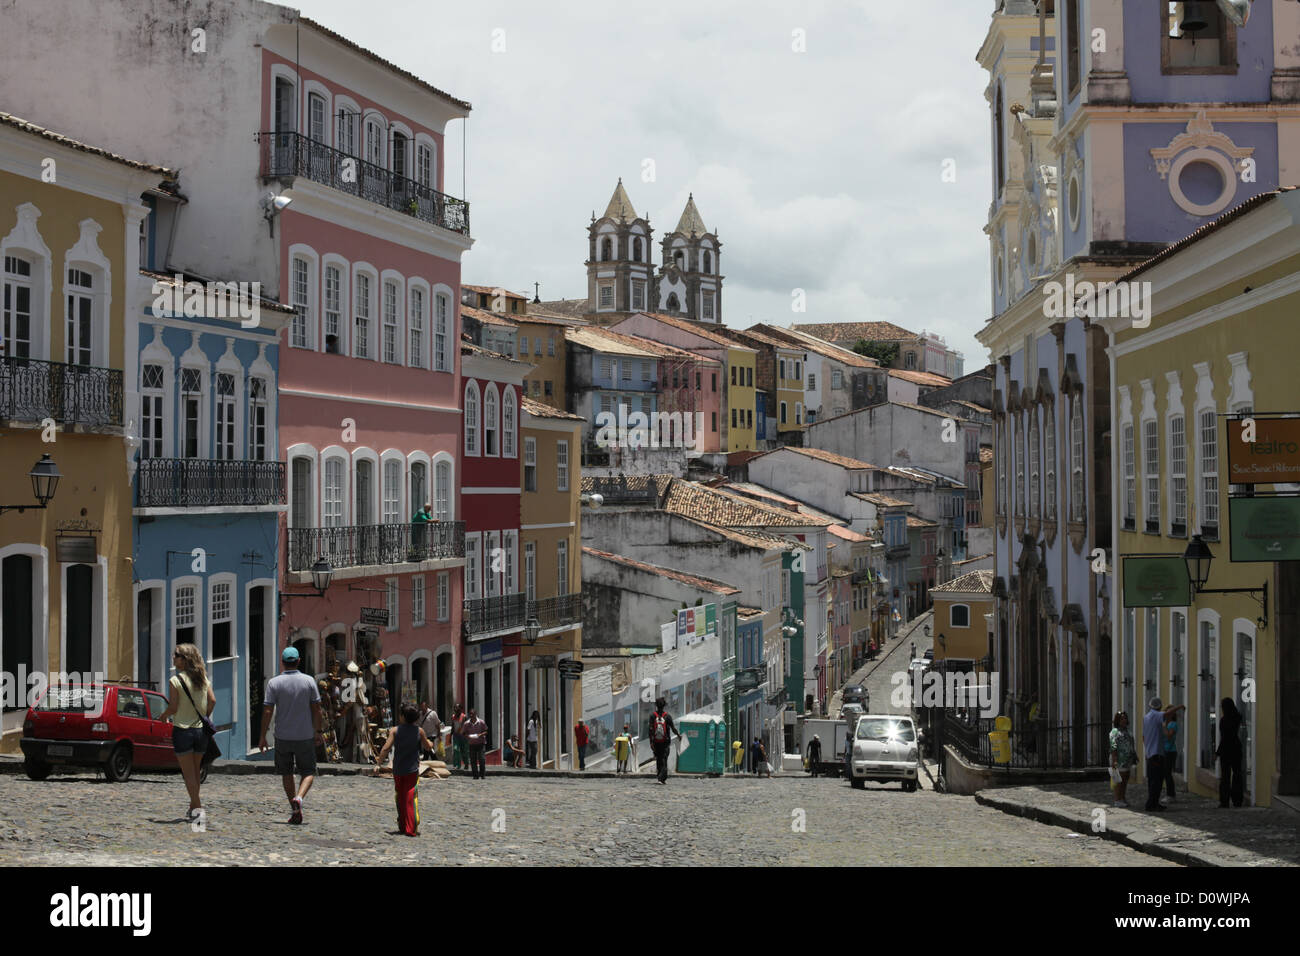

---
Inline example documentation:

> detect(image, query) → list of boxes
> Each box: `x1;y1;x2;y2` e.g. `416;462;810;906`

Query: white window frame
433;453;454;520
322;255;349;355
436;571;449;621
483;383;500;457
291;254;314;349
523;437;537;492
382;275;403;365
412;574;426;627
556;439;569;491
381;454;403;524
464;380;480;456
386;577;399;632
502;386;517;458
208;573;237;660
465;534;482;601
434;289;452;372
352;266;376;360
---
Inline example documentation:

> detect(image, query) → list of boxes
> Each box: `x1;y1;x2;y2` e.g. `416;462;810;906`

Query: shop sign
359;607;389;626
1122;555;1192;608
55;536;96;564
1227;416;1300;484
1229;496;1300;562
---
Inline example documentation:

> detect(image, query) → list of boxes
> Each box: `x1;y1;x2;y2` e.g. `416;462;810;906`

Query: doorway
1236;630;1254;803
248;587;266;750
65;563;94;674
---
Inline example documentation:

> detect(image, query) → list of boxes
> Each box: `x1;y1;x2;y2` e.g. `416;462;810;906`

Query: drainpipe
1107;325;1120;737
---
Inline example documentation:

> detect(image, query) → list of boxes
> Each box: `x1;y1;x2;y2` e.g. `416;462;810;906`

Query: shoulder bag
177;672;222;761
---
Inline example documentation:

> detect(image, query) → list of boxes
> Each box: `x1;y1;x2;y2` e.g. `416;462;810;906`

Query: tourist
463;707;488;779
156;643;215;822
1216;698;1245;808
1108;711;1137;808
258;647;324;825
1142;697;1165;811
375;705;431;837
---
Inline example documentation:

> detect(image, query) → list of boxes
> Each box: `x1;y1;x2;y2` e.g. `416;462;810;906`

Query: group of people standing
1109;696;1247;810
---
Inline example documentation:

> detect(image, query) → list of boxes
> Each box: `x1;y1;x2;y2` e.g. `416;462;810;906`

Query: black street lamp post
0;455;61;515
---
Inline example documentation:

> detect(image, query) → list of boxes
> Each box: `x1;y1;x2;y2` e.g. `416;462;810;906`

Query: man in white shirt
419;701;441;759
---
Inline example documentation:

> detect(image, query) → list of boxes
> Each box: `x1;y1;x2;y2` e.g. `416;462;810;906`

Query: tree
853;340;900;367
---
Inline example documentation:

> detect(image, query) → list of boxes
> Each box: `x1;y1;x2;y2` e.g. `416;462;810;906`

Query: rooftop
462;283;531;300
628;312;757;352
793;321;921;344
665;481;831;529
827;524;870;543
906;516;938;529
521;396;583;421
1;112;175;176
760;326;883;369
583;546;740;595
888;368;953;387
461;304;516;328
534;298;590;319
852;492;913;509
771;445;880;471
931;570;995;595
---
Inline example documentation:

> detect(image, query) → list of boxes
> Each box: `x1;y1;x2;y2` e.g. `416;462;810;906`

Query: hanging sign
1227;416;1300;484
1229;495;1300;562
1122;555;1192;608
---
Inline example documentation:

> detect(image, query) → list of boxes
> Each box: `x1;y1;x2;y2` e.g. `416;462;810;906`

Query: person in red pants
574;719;589;770
377;705;432;836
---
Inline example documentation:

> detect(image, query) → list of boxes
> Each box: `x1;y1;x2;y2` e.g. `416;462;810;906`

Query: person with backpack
647;697;681;784
806;734;822;777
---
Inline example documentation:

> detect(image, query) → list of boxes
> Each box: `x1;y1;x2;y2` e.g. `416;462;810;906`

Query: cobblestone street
0;771;1173;866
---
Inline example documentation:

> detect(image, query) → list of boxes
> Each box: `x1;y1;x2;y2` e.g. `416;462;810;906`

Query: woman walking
157;643;215;821
1108;711;1137;808
526;710;541;769
1216;698;1245;808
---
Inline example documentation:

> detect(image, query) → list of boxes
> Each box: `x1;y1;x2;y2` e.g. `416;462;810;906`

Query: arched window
601;237;612;261
950;604;971;628
633;238;643;262
323;457;345;526
674;250;684;269
666;293;680;312
382;458;402;523
904;352;917;370
2;254;34;358
355;459;374;525
484;386;499;456
995;86;1006;195
410;460;427;513
435;460;451;520
1070;399;1085;521
464;382;479;455
502;387;516;457
702;251;711;273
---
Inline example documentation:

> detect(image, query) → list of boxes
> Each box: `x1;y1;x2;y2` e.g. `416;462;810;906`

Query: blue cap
282;647;300;662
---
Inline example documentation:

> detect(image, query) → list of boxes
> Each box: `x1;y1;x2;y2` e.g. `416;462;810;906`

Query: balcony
287;520;464;572
464;593;526;637
583;475;659;506
528;592;582;630
886;544;910;560
1;356;123;428
258;131;470;236
851;569;870;584
137;458;285;507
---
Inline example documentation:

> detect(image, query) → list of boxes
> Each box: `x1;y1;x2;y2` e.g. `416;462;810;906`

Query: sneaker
289;796;303;825
1114;800;1129;808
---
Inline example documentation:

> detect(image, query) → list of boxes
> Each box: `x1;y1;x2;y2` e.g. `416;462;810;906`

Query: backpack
651;711;670;744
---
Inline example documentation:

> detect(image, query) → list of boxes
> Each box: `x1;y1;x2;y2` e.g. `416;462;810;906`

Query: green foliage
853;340;900;366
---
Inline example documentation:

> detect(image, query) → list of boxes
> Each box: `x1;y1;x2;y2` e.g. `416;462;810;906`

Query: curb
973;791;1232;867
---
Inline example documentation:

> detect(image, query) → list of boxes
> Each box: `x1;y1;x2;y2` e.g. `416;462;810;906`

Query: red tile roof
665;481;831;528
772;446;880;471
461;305;516;327
521;396;583;421
1;112;174;176
582;547;740;594
793;321;920;344
629;313;757;352
888;368;952;387
931;570;994;594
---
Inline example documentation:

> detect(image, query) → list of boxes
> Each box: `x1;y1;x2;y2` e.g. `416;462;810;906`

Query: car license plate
47;744;73;757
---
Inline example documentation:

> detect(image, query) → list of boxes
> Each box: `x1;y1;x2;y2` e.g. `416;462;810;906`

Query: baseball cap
282;646;300;662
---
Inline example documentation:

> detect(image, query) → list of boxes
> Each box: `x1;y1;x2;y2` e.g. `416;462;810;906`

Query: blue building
131;268;292;758
736;608;765;770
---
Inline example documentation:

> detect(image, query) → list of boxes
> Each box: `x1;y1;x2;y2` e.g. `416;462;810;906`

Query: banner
1227;416;1300;485
1229;495;1300;562
1122;555;1192;608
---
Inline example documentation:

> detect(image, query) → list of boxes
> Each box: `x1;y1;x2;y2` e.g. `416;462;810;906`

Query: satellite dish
1217;0;1252;27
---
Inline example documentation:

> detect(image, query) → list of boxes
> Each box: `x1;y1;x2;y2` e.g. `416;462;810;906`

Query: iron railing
943;712;1111;770
1;356;123;426
258;131;470;235
582;476;659;505
464;593;526;635
886;544;910;560
528;592;582;629
287;520;465;572
137;458;286;507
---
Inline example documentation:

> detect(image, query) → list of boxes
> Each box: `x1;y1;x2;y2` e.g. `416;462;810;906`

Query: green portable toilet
705;718;717;773
675;713;712;773
712;716;727;774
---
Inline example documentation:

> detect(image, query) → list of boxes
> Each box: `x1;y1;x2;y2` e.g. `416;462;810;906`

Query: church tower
585;179;654;325
656;194;723;324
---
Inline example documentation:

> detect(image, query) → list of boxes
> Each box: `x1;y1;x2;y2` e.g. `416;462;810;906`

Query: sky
295;0;997;369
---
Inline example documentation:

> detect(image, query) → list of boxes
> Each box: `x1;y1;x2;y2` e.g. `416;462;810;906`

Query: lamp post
0;455;61;515
283;558;334;599
1182;534;1269;628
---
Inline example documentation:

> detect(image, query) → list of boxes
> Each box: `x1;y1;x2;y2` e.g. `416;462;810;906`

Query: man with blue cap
259;645;324;825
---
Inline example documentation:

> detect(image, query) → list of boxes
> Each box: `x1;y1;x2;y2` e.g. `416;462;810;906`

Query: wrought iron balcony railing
287;520;465;572
582;476;659;505
886;544;910;560
137;458;286;507
258;131;470;236
464;593;526;635
528;592;582;629
1;356;123;427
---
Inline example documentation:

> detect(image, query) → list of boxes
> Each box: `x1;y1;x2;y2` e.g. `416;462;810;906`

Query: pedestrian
647;696;681;784
1108;711;1137;807
526;709;541;769
614;725;632;773
375;704;431;837
155;642;216;822
732;738;744;775
1141;697;1166;811
756;738;771;778
1215;698;1245;808
806;734;822;778
451;704;467;770
749;737;763;775
504;734;525;767
418;700;441;760
411;501;432;555
1161;703;1186;802
574;719;589;771
258;646;325;825
463;707;488;779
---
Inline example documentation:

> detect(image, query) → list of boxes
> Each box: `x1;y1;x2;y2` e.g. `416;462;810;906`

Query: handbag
177;672;220;760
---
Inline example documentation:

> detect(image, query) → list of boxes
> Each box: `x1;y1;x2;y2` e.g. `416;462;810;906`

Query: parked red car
21;682;211;783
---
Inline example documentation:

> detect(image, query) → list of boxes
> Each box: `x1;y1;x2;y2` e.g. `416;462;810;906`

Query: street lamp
284;558;334;600
1182;533;1269;628
1;455;61;515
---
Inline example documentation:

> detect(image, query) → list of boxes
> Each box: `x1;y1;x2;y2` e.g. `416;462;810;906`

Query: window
524;542;537;602
324;457;345;526
702;290;715;320
1122;422;1136;530
556;539;569;595
1014;418;1025;516
794;361;801;380
621;360;632;382
386;578;399;631
215;373;236;460
436;572;449;621
556;440;569;491
731;408;737;429
355;459;374;525
416;143;433;187
780;401;787;424
904;352;917;370
1070;401;1085;521
1066;0;1081;95
354;273;371;359
1163;2;1237;73
702;251;711;273
544;380;553;398
747;409;753;429
291;458;312;528
412;575;426;626
950;604;970;629
1199;618;1217;769
66;268;93;366
1144;419;1160;531
599;284;613;309
503;530;517;595
601;237;612;261
211;582;232;658
249;378;268;460
465;383;479;455
712;411;718;432
410;460;428;515
1200;410;1219;537
548;336;555;357
731;366;737;386
640;360;650;382
175;585;197;646
408;287;424;368
434;294;450;371
795;403;802;425
746;368;752;387
524;438;537;491
324;265;342;354
503;389;516;457
337;109;357;156
1170;414;1187;535
1029;410;1040;518
383;459;401;524
600;356;613;380
383;281;400;364
140;364;165;459
291;257;311;348
2;255;34;359
434;460;451;520
779;359;785;380
484;387;499;456
831;370;841;390
632;280;646;311
365;117;385;168
180;368;202;459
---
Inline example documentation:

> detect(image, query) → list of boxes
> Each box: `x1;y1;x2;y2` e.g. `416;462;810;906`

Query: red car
21;682;211;783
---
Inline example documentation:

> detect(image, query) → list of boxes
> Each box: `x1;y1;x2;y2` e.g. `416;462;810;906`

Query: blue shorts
172;726;207;755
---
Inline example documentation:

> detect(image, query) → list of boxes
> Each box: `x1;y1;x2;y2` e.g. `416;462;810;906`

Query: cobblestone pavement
0;770;1174;866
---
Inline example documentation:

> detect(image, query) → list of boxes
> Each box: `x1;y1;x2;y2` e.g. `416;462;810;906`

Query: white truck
798;716;852;776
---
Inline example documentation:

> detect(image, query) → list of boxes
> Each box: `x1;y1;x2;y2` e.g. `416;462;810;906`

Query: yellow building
1;114;170;751
773;344;805;434
930;571;994;665
520;396;585;767
1100;188;1300;808
514;313;580;410
725;345;756;452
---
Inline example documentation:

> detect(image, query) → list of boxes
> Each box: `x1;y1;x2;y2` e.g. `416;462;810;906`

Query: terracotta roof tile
462;283;531;299
582;547;740;594
535;298;590;319
521;396;583;421
980;447;994;465
675;516;799;552
630;313;757;352
1;112;174;176
852;492;913;508
888;368;952;387
773;446;880;471
461;304;516;327
665;481;831;528
906;516;938;528
755;326;882;368
931;570;995;594
793;321;920;344
827;524;870;543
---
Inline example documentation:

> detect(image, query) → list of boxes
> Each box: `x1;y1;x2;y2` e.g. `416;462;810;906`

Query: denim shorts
172;726;207;755
274;738;317;776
